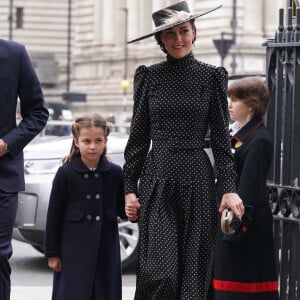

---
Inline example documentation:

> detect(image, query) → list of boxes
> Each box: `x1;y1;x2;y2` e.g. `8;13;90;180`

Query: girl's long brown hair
62;113;110;164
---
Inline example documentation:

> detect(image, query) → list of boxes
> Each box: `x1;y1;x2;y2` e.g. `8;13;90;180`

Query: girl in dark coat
45;113;125;300
210;77;279;300
123;2;244;299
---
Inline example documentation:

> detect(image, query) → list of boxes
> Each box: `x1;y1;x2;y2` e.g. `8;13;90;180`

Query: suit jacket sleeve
2;42;49;156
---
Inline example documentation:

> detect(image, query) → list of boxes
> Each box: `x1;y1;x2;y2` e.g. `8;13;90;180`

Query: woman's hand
48;257;62;272
219;192;244;219
125;193;141;222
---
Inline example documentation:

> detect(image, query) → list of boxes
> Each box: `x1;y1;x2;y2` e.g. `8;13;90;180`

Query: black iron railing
265;3;300;299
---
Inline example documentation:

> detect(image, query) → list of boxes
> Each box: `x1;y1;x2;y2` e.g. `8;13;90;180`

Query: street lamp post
8;0;13;40
120;79;130;111
122;7;128;85
120;7;130;112
66;0;72;92
213;0;237;73
230;0;237;74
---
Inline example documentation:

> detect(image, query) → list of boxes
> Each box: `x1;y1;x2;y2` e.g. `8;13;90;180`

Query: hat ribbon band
155;10;193;30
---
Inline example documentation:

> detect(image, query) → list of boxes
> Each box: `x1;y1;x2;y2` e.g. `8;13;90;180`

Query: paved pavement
11;286;135;300
11;239;136;299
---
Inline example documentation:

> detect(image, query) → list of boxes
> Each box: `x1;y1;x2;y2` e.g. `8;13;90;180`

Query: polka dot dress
123;52;236;300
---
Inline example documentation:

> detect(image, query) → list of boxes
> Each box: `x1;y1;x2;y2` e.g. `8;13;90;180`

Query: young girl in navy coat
45;113;125;300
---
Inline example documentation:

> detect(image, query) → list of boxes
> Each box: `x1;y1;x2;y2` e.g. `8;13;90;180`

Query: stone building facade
0;0;286;121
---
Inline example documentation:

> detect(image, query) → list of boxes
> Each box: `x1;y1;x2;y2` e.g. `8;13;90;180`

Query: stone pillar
127;0;141;42
264;0;286;39
152;0;164;12
241;0;263;43
95;0;115;44
127;0;177;43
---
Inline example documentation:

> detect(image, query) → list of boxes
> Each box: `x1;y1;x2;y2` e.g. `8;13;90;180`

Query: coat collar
230;117;263;149
70;154;111;173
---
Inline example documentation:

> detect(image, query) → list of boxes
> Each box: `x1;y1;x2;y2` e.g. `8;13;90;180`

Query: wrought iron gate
265;3;300;299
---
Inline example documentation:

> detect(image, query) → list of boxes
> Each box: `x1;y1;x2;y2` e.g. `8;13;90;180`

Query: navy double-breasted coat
45;154;125;300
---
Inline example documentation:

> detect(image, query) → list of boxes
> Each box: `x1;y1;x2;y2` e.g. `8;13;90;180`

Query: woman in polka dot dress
123;2;244;299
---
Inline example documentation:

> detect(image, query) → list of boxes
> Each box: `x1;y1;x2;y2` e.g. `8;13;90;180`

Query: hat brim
128;4;222;44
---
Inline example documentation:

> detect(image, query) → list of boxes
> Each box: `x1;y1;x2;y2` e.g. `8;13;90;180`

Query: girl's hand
125;193;141;222
48;257;62;272
219;192;244;219
0;139;8;157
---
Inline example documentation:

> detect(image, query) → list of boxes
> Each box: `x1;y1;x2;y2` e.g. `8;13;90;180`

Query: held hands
125;193;141;222
0;139;8;157
219;192;244;219
48;257;62;272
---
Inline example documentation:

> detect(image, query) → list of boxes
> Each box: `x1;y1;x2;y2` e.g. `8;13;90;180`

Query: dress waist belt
152;138;205;150
150;130;205;150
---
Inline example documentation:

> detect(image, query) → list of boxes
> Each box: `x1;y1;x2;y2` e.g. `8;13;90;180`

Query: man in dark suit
0;39;49;300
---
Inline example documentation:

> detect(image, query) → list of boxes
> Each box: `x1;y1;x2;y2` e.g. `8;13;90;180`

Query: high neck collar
232;117;263;142
166;51;194;66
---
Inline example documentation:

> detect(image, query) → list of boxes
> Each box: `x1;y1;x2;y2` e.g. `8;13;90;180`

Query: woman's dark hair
227;77;270;118
154;20;197;54
63;113;110;163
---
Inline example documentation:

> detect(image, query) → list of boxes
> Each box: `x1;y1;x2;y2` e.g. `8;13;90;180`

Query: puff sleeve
209;67;237;194
123;65;151;194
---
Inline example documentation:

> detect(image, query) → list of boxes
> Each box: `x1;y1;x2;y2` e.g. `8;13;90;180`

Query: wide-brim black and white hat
128;1;222;44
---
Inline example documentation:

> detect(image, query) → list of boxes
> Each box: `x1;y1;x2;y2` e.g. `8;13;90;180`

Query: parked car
13;130;139;270
47;102;73;121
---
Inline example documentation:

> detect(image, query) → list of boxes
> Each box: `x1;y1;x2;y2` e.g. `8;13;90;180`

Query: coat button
86;215;92;220
95;194;100;199
86;194;91;200
84;173;89;179
95;216;100;221
94;173;99;178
